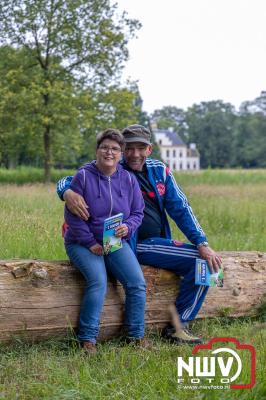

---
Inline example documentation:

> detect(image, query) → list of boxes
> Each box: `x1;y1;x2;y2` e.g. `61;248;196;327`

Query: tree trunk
43;123;51;183
43;92;51;183
0;251;265;343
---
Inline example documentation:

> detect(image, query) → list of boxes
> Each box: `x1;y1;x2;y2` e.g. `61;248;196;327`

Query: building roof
154;129;186;146
187;148;199;157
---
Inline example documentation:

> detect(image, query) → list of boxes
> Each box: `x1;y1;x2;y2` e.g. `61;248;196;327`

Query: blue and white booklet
195;258;224;287
103;213;123;255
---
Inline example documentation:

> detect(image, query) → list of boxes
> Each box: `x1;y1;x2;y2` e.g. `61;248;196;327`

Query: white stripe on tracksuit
58;176;67;192
169;172;205;236
147;159;206;239
137;244;199;259
136;240;205;322
181;285;205;320
138;249;197;259
137;243;198;255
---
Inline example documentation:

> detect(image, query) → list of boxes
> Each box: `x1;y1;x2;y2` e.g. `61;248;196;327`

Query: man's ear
146;144;153;156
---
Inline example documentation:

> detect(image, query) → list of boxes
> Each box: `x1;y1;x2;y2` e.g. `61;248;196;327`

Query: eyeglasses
98;145;122;154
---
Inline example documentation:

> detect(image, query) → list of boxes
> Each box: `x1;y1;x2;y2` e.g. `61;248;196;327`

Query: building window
173;149;176;157
187;163;190;169
179;151;183;157
159;139;162;145
166;150;169;157
173;163;176;170
180;162;183;170
193;162;197;169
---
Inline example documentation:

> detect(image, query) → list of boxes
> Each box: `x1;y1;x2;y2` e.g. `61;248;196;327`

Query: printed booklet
103;213;123;254
195;258;224;287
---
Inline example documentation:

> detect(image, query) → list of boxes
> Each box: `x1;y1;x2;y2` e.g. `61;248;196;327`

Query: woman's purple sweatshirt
64;161;144;248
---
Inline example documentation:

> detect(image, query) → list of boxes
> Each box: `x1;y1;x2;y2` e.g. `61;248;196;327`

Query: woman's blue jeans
65;241;146;343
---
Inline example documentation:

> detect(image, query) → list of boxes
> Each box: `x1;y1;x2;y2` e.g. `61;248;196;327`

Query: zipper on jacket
108;176;113;217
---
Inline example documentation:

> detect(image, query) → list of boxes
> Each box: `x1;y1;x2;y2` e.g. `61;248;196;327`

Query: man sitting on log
57;124;222;344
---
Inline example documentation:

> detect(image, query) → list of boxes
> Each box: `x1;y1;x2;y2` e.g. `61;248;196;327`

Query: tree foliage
151;106;188;141
186;101;236;168
1;6;265;175
76;83;144;163
151;95;266;169
233;115;265;167
233;93;266;168
0;46;42;168
0;0;140;180
0;45;83;168
0;46;144;169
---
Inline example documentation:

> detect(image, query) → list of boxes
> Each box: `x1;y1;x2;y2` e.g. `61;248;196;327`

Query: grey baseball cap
122;124;152;145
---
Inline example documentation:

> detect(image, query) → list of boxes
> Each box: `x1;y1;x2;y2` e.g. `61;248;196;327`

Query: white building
153;128;200;171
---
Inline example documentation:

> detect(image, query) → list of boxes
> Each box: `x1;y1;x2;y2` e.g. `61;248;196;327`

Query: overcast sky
116;0;266;113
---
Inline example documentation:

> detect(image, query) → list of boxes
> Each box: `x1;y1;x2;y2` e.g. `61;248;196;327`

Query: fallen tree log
0;251;265;342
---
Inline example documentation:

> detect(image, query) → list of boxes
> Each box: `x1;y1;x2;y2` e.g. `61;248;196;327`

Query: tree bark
0;251;265;343
43;92;51;183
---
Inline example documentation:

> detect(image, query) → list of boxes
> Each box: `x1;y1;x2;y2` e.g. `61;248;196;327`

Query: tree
0;45;83;169
0;46;42;168
77;83;144;163
130;90;162;161
233;111;266;168
151;106;188;141
186;101;236;168
77;82;163;163
234;91;266;168
0;0;140;181
239;91;266;116
0;47;145;169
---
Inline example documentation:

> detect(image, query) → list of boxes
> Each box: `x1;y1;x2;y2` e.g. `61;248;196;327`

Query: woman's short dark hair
96;129;125;151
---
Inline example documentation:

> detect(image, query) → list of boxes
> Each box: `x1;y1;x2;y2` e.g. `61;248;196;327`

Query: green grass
1;176;265;260
0;319;265;399
0;166;76;184
1;166;266;185
0;170;266;399
0;184;66;259
174;168;266;186
171;184;266;251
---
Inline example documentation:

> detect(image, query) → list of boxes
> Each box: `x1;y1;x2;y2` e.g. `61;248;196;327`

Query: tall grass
0;174;265;260
174;168;266;186
172;184;266;251
1;166;266;185
0;166;76;184
0;184;65;259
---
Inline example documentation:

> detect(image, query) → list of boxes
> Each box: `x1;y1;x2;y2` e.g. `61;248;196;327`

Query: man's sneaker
81;341;97;355
161;324;176;338
125;337;153;349
162;324;203;345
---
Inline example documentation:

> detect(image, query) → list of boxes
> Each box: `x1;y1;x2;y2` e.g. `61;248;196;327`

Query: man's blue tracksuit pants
136;237;209;324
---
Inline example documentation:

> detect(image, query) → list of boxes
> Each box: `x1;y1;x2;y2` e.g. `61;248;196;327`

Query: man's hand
115;224;129;238
90;244;103;256
63;189;89;221
198;246;222;273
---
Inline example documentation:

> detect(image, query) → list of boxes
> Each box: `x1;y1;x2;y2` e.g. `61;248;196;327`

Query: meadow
0;169;265;399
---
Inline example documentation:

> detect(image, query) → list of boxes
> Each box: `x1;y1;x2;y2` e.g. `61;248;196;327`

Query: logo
177;338;256;390
156;182;165;196
172;240;183;247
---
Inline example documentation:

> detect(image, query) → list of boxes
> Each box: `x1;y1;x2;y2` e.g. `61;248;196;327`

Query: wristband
197;241;209;249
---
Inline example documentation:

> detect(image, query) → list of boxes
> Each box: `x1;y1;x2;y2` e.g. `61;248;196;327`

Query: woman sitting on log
64;129;147;354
